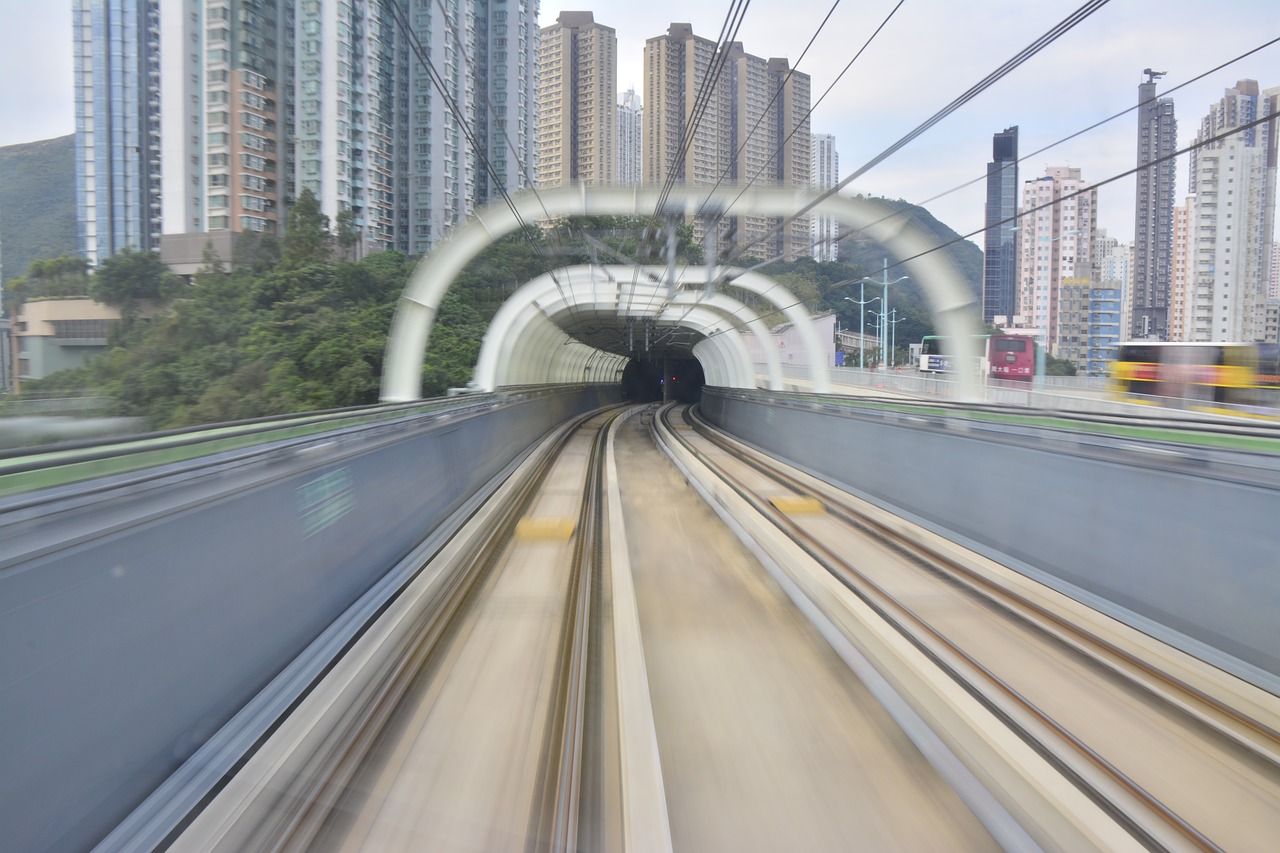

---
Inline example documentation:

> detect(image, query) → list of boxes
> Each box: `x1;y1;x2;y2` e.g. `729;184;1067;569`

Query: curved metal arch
384;186;981;401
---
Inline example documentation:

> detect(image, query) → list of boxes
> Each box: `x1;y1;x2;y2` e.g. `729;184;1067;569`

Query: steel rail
527;409;621;852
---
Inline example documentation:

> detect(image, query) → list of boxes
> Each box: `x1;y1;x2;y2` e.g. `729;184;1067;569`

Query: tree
4;255;91;313
1044;354;1078;376
335;207;360;261
92;248;183;322
281;188;331;268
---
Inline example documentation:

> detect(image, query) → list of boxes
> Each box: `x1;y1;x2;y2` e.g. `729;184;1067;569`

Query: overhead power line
885;110;1279;277
693;0;844;220
714;0;906;222
834;35;1280;256
384;0;581;318
727;0;1112;264
739;36;1280;274
708;112;1279;344
652;0;754;217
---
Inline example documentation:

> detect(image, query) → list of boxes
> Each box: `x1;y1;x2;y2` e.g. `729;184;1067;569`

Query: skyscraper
538;12;617;189
85;1;541;262
1170;198;1194;340
74;0;163;265
982;126;1019;324
1132;70;1177;339
617;88;642;186
643;24;811;260
292;1;403;252
1185;80;1278;342
1018;166;1097;359
469;0;540;212
810;133;839;261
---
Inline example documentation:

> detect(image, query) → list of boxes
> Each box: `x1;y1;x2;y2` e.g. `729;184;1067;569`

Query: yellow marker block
769;495;825;515
516;517;577;540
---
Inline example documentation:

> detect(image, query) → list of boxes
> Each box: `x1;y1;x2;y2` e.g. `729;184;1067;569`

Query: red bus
919;334;1037;381
986;334;1036;382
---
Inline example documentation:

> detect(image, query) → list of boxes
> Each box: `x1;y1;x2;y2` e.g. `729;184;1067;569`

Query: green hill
0;134;78;285
839;196;983;300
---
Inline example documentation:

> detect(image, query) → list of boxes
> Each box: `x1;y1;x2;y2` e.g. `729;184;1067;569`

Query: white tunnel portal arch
384;185;982;401
473;265;793;391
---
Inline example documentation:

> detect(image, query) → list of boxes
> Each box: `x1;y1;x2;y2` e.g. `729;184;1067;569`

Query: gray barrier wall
700;389;1280;687
0;387;619;853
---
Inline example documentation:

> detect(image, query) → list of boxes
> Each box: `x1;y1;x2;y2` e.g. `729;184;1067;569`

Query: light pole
855;259;908;371
843;295;879;369
885;310;906;366
868;311;883;368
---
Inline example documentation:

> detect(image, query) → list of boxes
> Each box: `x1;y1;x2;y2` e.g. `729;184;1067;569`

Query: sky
2;0;1276;245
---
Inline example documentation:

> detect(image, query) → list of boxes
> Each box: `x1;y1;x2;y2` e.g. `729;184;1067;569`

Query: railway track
655;402;1280;851
121;400;1277;851
166;407;627;852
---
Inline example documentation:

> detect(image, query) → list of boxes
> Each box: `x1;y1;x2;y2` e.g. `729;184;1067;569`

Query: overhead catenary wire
692;0;844;221
430;0;549;221
738;35;1280;274
713;0;907;223
383;0;579;319
706;113;1278;343
625;0;756;332
651;0;754;218
662;0;903;333
725;0;1113;265
804;35;1280;264
886;110;1279;280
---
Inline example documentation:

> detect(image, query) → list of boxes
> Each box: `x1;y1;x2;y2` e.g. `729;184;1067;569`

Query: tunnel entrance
621;358;704;403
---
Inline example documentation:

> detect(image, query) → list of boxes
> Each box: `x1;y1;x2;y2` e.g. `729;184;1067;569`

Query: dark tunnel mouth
621;358;704;403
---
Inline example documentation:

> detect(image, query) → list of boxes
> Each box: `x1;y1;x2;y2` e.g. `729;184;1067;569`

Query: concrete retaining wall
0;387;618;852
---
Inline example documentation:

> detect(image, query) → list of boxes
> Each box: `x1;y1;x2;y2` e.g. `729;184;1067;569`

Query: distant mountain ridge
0;134;78;285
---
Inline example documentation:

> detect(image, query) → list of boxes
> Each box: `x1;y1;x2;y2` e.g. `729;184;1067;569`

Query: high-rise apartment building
1017;166;1097;360
811;133;839;262
157;0;296;252
1132;70;1177;339
1270;241;1280;300
982;126;1019;324
1170;198;1194;340
74;0;163;266
1095;228;1134;337
538;12;616;189
455;0;539;218
643;24;811;260
1185;80;1278;342
617;88;642;185
81;0;540;263
1083;286;1123;376
293;1;398;251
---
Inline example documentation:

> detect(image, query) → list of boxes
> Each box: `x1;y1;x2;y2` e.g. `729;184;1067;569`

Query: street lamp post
855;259;908;372
885;309;906;366
868;311;883;368
843;295;879;369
